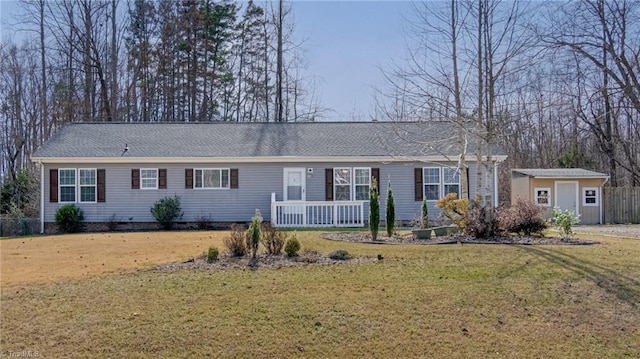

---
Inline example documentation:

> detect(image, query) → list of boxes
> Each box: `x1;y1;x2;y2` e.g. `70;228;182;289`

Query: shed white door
555;181;579;216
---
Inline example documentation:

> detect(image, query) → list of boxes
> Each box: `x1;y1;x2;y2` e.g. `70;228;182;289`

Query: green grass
2;232;640;358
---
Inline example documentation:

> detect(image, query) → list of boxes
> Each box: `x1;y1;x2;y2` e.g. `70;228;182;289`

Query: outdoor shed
511;168;609;225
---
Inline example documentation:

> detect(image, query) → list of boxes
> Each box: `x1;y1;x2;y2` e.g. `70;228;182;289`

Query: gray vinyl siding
43;161;488;224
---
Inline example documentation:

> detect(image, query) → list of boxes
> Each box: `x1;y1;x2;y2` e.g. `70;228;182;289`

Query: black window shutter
131;169;140;189
185;169;193;189
414;168;423;201
158;169;167;189
371;168;380;188
97;169;106;202
230;169;239;189
325;168;333;201
49;169;58;203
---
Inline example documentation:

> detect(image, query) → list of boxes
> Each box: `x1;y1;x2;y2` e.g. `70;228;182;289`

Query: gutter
39;161;45;234
600;176;610;225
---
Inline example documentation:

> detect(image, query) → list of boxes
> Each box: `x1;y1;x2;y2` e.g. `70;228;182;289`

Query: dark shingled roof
512;168;609;178
32;121;506;160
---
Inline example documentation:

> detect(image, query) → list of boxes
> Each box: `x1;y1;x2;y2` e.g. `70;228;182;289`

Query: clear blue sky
0;0;410;122
292;1;410;121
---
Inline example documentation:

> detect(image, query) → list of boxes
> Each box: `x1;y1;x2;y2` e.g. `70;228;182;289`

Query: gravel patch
572;225;640;239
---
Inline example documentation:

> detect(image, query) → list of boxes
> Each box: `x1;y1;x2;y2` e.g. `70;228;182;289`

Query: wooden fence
603;187;640;224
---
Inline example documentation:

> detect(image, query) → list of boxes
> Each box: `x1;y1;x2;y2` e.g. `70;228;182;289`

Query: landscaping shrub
329;249;352;260
386;181;395;237
106;214;118;232
435;193;468;229
369;178;380;241
261;222;285;255
55;204;84;233
207;246;219;262
284;234;301;257
150;195;183;230
497;200;548;236
195;213;212;230
224;224;248;257
247;210;262;258
551;206;580;236
465;204;498;239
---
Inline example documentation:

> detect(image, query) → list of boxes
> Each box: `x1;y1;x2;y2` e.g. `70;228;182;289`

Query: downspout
600;177;609;225
493;161;499;207
39;161;45;234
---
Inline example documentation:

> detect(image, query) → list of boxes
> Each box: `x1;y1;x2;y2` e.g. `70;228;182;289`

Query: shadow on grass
518;246;640;308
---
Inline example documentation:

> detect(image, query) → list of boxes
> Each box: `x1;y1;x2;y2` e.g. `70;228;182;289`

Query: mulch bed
153;251;376;272
321;232;599;245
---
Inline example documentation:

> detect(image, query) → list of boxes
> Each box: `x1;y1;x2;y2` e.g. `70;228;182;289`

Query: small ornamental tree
421;197;429;228
248;210;262;258
386;180;395;237
369;178;380;241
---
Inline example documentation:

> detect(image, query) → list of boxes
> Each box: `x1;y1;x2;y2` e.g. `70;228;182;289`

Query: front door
555;181;579;216
283;168;306;201
283;168;306;218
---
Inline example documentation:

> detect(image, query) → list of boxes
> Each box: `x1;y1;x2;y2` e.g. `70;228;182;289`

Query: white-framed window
334;167;352;201
354;168;371;200
422;166;461;201
443;167;460;197
78;168;97;203
583;187;599;206
195;168;230;189
59;168;77;203
423;167;441;201
140;169;158;189
535;188;551;206
333;167;372;201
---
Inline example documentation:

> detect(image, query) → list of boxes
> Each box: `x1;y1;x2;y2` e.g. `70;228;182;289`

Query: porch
270;193;366;228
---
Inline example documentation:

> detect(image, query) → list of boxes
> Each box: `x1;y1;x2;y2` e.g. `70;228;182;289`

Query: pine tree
369;178;380;241
386;181;395;237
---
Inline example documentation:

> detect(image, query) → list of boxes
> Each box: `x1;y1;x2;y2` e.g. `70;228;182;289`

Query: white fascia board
32;155;507;164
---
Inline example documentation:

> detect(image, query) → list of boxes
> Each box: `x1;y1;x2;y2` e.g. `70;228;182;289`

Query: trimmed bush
150;195;183;230
369;178;380;241
224;224;248;257
329;249;352;260
261;222;285;255
284;234;301;257
386;181;395;237
207;246;219;262
55;204;84;233
497;200;548;236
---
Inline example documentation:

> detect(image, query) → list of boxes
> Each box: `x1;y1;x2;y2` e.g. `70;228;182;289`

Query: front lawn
1;231;639;358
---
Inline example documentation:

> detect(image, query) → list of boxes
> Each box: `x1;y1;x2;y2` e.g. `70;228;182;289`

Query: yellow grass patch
0;231;226;287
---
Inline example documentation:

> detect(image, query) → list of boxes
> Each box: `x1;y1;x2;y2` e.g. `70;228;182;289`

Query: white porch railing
270;193;365;228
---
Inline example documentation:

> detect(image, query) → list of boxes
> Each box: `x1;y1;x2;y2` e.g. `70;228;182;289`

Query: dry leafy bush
465;205;499;239
497;200;548;236
435;193;468;229
261;222;286;255
224;224;248;257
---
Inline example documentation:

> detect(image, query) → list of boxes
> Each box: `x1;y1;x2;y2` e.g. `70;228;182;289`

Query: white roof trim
31;155;508;164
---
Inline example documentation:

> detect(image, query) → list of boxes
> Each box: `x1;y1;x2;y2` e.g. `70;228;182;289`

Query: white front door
555;181;579;216
283;168;306;201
